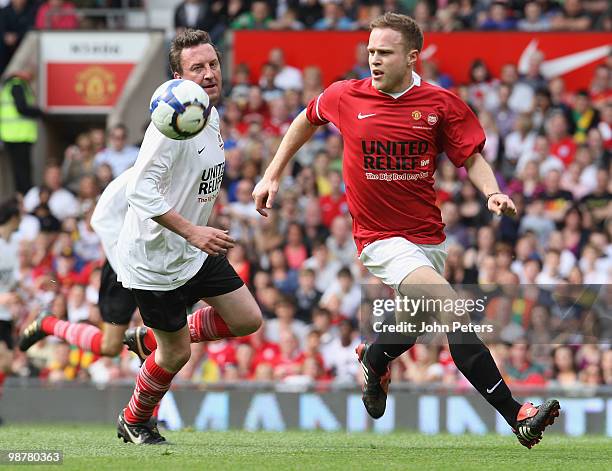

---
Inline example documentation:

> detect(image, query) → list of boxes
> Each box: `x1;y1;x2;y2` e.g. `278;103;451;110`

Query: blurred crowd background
0;0;610;392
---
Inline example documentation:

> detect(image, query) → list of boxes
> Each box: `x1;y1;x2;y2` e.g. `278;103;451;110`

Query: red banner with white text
233;31;611;92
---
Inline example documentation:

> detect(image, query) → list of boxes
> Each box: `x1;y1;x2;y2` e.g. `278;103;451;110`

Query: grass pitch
0;424;609;470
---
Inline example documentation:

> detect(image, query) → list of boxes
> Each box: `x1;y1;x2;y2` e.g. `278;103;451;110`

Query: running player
112;29;262;445
253;13;559;449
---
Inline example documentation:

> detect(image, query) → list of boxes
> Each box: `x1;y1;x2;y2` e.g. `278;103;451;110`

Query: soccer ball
149;79;211;140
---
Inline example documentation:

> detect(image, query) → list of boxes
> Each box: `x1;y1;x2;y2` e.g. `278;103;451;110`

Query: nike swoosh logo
518;40;611;78
486;378;503;394
358;113;376;120
198;147;206;154
122;421;144;444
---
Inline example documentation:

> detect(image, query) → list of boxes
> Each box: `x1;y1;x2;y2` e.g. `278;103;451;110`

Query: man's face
175;43;222;105
368;28;416;93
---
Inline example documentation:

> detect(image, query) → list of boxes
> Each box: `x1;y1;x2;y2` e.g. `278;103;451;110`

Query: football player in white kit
112;30;262;445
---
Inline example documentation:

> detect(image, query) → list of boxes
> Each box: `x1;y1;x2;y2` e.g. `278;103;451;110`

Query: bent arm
152;208;196;241
263;110;319;180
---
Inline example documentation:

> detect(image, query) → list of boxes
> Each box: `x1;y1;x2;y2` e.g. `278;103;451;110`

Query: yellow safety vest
0;77;37;143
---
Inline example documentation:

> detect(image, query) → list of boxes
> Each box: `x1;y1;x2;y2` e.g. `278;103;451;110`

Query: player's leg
19;261;134;357
356;238;426;418
125;256;262;361
402;266;560;448
118;286;191;445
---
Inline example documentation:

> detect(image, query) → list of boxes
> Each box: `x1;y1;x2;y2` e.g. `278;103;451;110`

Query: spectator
536;168;574;224
231;0;272;30
505;342;546;386
313;1;354;30
0;0;37;73
267;47;303;91
326;215;357;266
321;318;359;382
550;0;592;31
23;165;79;220
478;1;516;30
303;241;342;293
0;68;42;194
571;90;599;144
93;124;139;178
549;346;579;387
504;113;537;168
35;0;79;30
61;132;96;193
295;0;323;28
320;266;360;319
174;1;226;42
517;1;551;31
269;6;305;30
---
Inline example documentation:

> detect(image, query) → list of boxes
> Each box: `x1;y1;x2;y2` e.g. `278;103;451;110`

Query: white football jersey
90;167;133;273
0;235;19;321
116;107;225;290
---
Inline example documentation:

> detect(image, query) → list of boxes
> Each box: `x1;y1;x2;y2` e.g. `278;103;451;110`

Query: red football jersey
305;74;485;253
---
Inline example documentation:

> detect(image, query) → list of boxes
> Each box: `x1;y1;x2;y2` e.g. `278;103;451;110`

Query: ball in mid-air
149;79;211;140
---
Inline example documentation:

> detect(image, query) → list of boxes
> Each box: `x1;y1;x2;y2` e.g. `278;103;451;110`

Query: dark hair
169;29;221;75
0;196;19;225
370;12;423;52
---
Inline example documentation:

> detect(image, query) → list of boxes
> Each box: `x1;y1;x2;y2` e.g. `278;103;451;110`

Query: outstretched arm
252;110;319;216
464;153;516;216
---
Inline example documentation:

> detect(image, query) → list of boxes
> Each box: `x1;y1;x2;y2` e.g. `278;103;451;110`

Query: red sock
124;354;175;424
42;317;103;355
188;306;233;342
140;307;233;352
0;371;5;398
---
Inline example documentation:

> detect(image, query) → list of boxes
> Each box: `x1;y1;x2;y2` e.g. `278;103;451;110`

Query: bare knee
230;306;262;337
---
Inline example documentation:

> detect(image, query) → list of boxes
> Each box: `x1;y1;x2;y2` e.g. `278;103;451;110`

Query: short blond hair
370;13;423;52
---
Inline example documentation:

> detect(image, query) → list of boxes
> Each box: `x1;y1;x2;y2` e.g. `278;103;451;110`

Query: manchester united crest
74;66;116;105
411;110;421;120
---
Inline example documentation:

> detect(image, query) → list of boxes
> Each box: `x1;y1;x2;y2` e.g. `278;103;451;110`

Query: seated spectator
441;201;471;248
571;90;600;144
320;318;358;382
478;1;517;30
265;295;309;345
227;179;259;241
403;344;444;384
580;168;612;229
231;0;272;30
505;341;546;386
294;268;321;323
549;345;579;387
535;168;575;224
319;170;347;228
23;165;79;221
267;47;303;91
61;132;96;193
321;267;360;319
504;113;537;167
550;0;592;31
93;124;138;178
174;0;226;42
346;41;370;80
326;215;357;267
517;1;551;31
313;1;354;30
269;7;305;30
35;0;78;30
412;0;434;31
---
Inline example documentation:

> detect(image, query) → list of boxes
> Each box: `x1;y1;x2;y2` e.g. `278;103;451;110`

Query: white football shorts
359;236;447;291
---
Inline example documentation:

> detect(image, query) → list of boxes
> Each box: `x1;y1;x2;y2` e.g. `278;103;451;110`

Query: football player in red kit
254;12;559;448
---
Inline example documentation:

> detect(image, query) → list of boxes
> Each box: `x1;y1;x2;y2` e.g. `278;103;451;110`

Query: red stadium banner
46;63;134;108
233;31;611;92
40;32;150;113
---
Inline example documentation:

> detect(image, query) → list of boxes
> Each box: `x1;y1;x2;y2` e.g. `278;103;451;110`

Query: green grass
0;425;609;470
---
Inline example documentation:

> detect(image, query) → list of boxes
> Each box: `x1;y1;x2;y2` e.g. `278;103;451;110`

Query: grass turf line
0;424;609;471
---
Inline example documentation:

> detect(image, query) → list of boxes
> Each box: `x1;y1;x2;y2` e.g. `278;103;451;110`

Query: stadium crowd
0;1;611;393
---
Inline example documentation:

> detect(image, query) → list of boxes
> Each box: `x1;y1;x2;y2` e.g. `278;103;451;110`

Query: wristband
486;192;503;204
